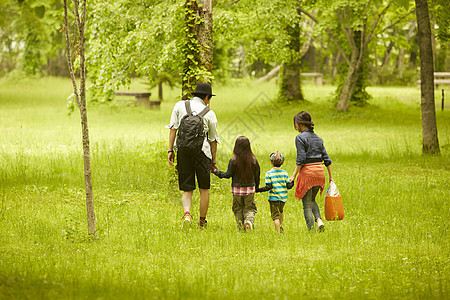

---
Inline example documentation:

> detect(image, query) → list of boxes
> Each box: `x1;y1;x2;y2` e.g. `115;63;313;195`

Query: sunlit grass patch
0;77;449;298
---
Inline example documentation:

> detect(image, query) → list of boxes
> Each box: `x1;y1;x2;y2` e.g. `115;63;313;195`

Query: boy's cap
270;151;285;166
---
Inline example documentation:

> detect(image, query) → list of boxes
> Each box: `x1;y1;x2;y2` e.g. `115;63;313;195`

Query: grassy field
0;77;449;299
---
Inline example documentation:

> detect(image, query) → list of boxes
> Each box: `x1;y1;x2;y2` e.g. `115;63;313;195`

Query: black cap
193;83;215;97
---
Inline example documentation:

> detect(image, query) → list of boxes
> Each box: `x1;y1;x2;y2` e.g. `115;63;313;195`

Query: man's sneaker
244;220;253;231
279;225;284;234
237;221;245;231
317;218;325;232
181;213;192;230
198;219;207;229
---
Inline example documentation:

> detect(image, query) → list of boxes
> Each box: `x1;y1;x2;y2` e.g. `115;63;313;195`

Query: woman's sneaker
317;218;325;232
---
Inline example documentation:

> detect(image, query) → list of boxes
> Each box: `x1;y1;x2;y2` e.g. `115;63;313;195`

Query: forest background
1;0;449;102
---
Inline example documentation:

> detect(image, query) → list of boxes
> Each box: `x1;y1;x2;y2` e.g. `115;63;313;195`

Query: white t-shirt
166;97;220;159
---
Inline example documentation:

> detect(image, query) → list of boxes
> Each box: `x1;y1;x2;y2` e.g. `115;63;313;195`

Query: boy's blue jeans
301;186;321;230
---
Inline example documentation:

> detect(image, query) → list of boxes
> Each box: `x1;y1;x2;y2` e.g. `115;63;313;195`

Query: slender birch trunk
63;0;96;236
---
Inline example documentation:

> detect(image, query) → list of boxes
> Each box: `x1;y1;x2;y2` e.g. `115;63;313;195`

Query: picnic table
114;92;160;109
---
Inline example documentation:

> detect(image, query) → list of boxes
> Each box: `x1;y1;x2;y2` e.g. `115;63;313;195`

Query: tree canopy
0;0;449;107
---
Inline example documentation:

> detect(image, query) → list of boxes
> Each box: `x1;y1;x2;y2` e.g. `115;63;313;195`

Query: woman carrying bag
289;111;333;232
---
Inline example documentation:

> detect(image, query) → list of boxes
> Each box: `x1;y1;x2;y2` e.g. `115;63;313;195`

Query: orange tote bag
324;181;344;221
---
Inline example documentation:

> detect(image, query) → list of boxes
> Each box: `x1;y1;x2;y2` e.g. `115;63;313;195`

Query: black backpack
176;100;210;154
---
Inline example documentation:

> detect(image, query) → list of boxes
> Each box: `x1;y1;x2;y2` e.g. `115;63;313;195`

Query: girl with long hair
213;136;260;230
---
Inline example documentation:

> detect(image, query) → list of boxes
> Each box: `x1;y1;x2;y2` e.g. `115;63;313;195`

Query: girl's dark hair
293;111;314;130
232;136;256;183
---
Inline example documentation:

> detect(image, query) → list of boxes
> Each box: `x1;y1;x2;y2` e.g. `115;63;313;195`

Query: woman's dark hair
232;136;256;183
293;111;314;130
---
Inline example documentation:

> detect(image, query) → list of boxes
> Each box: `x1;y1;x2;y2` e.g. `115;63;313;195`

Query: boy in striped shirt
256;152;294;233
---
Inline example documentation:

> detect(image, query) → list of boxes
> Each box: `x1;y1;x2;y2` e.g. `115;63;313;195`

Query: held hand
210;162;217;172
168;152;175;166
289;175;295;182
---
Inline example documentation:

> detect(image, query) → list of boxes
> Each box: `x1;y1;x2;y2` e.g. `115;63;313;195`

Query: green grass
0;77;449;299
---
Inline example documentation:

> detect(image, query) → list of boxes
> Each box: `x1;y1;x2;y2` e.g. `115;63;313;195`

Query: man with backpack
166;83;220;229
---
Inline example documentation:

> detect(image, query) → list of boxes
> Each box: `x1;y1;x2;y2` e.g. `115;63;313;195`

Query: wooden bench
417;72;450;88
434;72;450;88
301;72;323;86
114;92;160;109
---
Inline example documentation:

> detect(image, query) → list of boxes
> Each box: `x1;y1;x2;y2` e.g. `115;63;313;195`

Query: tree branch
297;6;318;23
360;23;366;60
63;0;81;109
298;6;350;65
367;3;391;42
371;9;416;41
73;0;82;34
336;8;357;54
226;0;240;5
81;0;86;28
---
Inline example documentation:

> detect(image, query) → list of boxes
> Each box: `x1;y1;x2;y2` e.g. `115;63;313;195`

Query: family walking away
166;83;220;229
213;136;259;231
167;87;334;233
290;111;333;232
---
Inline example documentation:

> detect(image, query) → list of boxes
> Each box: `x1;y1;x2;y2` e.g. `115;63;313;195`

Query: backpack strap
185;100;210;117
184;100;193;115
198;106;210;118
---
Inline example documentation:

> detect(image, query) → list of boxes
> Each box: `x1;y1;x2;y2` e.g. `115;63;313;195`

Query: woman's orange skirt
295;163;325;200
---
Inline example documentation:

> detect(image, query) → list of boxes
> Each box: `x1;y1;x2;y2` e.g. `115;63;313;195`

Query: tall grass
0;77;449;299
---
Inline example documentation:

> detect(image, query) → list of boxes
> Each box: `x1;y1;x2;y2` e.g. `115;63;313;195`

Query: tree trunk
397;22;416;78
63;0;96;236
336;53;360;111
198;0;213;74
331;52;341;79
336;30;366;111
279;62;303;101
382;41;395;67
409;34;419;69
158;82;163;101
436;42;447;72
301;45;316;72
258;65;280;82
397;48;405;78
335;10;367;111
415;0;440;155
352;31;370;106
279;10;303;102
80;102;95;236
182;0;213;99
